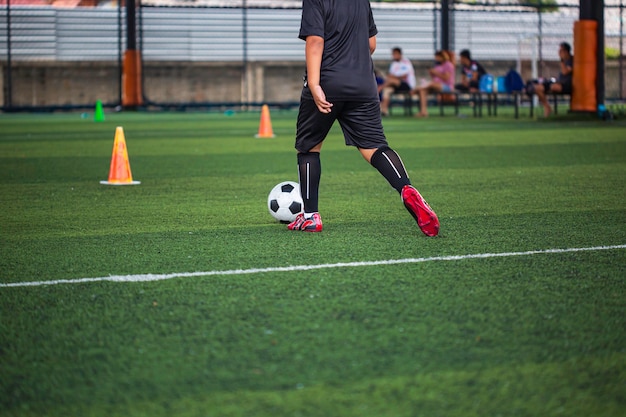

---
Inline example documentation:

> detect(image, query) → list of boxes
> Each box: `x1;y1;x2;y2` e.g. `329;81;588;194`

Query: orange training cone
255;104;275;138
100;126;141;185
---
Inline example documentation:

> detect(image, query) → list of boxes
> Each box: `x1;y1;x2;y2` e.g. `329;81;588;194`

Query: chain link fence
1;0;624;110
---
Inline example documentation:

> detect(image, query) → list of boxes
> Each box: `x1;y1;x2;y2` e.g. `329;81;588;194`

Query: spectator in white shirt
379;47;416;116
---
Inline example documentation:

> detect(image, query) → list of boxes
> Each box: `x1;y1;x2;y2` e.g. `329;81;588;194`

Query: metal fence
0;3;588;61
1;1;624;110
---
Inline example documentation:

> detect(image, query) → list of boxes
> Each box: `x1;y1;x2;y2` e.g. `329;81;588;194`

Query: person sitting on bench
530;42;573;117
455;49;486;93
379;47;416;116
411;50;455;118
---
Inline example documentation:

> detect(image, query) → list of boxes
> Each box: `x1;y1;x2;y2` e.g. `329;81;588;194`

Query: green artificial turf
0;109;625;417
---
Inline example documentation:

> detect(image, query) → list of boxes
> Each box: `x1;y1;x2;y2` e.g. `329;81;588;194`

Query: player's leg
289;147;324;232
298;142;323;216
340;101;410;191
369;145;439;236
289;98;339;232
339;101;439;236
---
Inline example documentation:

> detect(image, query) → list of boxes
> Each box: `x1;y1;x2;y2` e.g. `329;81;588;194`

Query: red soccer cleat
287;212;323;232
401;185;439;237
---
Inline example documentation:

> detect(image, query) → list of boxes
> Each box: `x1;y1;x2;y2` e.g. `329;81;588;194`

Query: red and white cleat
287;212;323;232
401;185;439;237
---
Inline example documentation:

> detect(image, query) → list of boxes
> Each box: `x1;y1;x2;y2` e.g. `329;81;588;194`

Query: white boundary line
2;244;625;289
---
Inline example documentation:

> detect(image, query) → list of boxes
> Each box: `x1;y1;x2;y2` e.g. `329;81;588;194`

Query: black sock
297;152;321;213
370;146;411;193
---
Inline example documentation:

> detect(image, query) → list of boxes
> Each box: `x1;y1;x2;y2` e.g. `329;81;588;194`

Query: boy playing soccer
288;0;439;237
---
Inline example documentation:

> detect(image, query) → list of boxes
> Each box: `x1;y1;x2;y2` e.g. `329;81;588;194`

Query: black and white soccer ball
267;181;303;223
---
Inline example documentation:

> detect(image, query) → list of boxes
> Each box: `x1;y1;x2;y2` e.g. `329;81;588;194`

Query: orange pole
122;49;143;108
571;20;597;112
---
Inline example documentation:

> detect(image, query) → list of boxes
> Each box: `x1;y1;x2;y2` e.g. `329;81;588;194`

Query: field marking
2;244;625;289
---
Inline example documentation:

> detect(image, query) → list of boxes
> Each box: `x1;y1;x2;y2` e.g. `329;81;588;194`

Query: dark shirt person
288;0;439;237
531;42;573;117
455;49;486;92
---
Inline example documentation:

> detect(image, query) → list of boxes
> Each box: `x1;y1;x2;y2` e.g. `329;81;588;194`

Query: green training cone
94;100;105;122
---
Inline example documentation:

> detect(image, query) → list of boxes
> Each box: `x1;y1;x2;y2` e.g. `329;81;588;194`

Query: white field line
1;244;625;289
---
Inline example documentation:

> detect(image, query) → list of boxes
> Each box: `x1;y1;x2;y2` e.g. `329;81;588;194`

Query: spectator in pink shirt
412;50;455;118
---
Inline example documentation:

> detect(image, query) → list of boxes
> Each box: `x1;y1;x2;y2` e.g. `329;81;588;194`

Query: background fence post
122;0;143;108
242;0;248;108
5;0;12;110
118;0;123;107
441;0;452;51
619;0;624;100
432;2;438;54
538;2;544;77
580;0;605;106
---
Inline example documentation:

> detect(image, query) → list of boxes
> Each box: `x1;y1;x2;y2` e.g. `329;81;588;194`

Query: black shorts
394;82;412;93
542;79;571;94
295;96;388;153
559;81;572;94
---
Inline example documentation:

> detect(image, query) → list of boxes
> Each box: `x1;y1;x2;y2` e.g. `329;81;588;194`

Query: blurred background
0;0;623;111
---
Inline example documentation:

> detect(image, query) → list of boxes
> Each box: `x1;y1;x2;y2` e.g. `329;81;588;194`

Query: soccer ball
267;181;303;223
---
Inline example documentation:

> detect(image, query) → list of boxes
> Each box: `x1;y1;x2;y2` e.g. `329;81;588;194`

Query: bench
530;92;571;117
470;91;498;117
515;92;571;118
389;92;414;116
474;91;527;118
437;92;460;116
389;92;460;117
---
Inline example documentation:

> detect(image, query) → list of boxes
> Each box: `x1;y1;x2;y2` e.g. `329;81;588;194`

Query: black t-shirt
299;0;379;101
462;60;486;82
558;56;573;86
